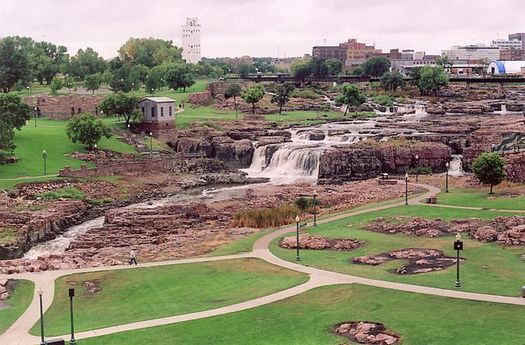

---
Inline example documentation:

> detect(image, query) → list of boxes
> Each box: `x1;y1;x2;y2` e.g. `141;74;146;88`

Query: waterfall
448;154;465;177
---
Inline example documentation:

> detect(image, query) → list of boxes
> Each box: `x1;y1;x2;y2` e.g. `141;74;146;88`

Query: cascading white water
448;154;465;177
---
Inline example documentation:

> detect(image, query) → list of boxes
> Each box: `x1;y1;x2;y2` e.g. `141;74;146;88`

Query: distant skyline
1;0;524;59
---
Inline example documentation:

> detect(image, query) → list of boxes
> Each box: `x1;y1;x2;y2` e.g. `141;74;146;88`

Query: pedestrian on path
129;249;138;265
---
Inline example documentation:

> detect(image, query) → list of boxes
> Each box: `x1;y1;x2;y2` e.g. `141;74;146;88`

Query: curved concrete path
1;182;524;345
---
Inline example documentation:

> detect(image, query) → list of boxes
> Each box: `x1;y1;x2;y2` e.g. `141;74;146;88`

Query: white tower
181;17;201;64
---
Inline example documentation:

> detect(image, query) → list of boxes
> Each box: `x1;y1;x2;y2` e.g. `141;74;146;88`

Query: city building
487;61;525;75
139;97;176;131
509;33;525;49
181;17;201;64
500;49;525;61
491;38;522;50
312;45;347;62
442;45;500;61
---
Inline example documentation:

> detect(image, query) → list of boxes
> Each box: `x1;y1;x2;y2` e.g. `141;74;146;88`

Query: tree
324;58;343;76
66;113;112;150
0;37;31;93
0;94;31;154
291;59;312;82
67;48;106;80
100;92;140;127
225;83;242;118
107;57;133;92
418;66;448;95
436;55;451;72
84;73;102;94
165;63;195;92
335;84;366;116
242;85;265;115
310;58;329;78
50;75;63;95
472;152;506;194
380;71;406;92
63;75;75;94
362;56;391;78
270;83;295;115
238;64;256;78
118;38;182;68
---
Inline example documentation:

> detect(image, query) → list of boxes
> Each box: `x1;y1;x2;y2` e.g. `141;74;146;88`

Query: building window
161;107;164;116
71;107;75;116
77;107;81;114
169;106;172;116
141;107;145;114
151;107;155;117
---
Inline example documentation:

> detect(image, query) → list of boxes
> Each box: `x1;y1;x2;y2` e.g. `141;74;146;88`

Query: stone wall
25;95;104;120
188;91;213;106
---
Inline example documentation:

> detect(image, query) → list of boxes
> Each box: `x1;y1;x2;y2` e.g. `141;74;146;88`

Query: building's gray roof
140;97;176;103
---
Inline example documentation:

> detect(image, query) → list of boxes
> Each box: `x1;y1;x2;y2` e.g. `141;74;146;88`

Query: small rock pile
279;234;365;251
0;279;10;301
352;248;458;275
333;321;399;344
472;216;525;245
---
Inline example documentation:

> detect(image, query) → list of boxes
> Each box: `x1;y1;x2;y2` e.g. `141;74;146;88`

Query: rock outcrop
334;321;399;344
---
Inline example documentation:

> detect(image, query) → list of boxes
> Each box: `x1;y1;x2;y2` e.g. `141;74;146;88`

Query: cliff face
318;141;451;183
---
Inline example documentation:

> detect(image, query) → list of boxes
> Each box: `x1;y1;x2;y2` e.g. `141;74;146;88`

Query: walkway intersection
0;183;523;345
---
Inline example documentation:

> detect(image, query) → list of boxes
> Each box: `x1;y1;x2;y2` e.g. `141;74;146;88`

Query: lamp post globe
414;154;420;182
453;233;464;288
445;161;450;193
404;172;409;206
295;215;301;261
42;150;47;175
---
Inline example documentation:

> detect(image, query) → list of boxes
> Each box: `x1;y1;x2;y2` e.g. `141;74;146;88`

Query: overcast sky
1;0;524;59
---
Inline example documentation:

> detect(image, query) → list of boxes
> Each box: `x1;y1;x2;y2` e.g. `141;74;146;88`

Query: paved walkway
1;183;524;345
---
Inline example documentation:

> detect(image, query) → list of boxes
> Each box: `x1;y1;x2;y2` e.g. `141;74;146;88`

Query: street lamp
453;233;464;288
27;85;31;97
69;288;76;345
127;123;131;132
404;172;409;206
149;132;153;153
42;150;47;175
312;190;318;227
414;154;420;182
445;161;450;193
38;287;46;345
33;107;38;127
295;215;301;261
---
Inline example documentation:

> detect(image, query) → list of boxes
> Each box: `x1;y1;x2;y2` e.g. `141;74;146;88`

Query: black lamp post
149;132;153;153
414;154;420;182
445;161;450;193
42;150;47;175
453;233;464;288
295;215;301;261
38;288;46;345
312;190;318;227
69;288;76;344
34;106;38;127
404;172;409;206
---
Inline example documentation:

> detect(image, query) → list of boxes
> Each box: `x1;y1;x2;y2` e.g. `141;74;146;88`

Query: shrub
291;88;322;100
232;204;300;228
294;197;321;211
373;95;394;107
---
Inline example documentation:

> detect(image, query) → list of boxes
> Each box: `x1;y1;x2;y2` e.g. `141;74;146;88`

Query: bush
291;88;322;100
294;197;321;211
373;95;394;107
40;187;85;200
232;204;300;228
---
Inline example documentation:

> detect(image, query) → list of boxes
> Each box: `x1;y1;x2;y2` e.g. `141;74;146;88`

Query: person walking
129;249;137;265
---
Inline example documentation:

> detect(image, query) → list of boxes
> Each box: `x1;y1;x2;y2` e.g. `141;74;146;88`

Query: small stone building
24;95;103;120
139;97;176;131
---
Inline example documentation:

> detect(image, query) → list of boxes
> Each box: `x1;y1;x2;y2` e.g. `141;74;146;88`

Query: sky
1;0;524;59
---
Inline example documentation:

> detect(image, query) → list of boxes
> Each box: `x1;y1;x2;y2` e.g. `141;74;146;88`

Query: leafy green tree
50;75;63;95
118;38;182;68
311;58;329;78
380;71;406;92
0;37;31;93
291;59;312;82
108;57;133;92
100;92;140;127
225;83;242;118
242;84;265;115
0;94;31;154
67;48;106;80
324;58;343;76
66;113;112;150
336;84;366;116
165;63;195;92
418;66;448;95
64;75;75;94
472;152;506;194
362;56;391;78
270;83;295;115
129;64;149;88
84;73;102;94
32;41;68;84
238;64;256;78
349;67;363;76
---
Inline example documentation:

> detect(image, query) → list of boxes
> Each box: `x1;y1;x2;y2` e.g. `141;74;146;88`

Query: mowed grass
271;205;525;296
175;106;240;129
32;258;308;336
77;284;525;345
438;187;525;210
0;280;34;335
0;118;135;181
135;79;211;104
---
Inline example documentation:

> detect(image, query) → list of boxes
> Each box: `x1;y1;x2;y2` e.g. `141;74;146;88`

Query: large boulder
211;137;254;169
318;147;383;184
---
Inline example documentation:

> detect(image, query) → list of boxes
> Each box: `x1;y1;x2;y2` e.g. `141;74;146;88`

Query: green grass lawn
77;284;525;345
136;79;211;104
271;205;525;296
208;230;273;257
175;106;240;129
0;118;135;186
438;187;525;210
32;258;308;336
0;280;34;335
